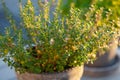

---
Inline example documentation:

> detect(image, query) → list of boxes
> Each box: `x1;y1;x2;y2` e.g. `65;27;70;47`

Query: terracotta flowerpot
84;39;119;77
16;65;84;80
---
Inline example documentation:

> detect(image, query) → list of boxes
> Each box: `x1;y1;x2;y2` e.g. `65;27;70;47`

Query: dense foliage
0;0;118;73
61;0;120;18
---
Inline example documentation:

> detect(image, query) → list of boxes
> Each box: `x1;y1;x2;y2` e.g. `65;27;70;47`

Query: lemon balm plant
0;0;118;80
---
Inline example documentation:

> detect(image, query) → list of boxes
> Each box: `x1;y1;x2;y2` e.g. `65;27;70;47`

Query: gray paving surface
0;59;17;80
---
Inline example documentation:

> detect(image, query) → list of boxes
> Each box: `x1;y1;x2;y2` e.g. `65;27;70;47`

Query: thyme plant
0;0;118;73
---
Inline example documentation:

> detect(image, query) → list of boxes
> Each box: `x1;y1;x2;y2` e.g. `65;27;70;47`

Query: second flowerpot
84;39;119;77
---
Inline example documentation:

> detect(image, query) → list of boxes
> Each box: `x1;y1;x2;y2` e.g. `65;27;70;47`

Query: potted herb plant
60;0;120;77
0;0;118;80
83;5;119;77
